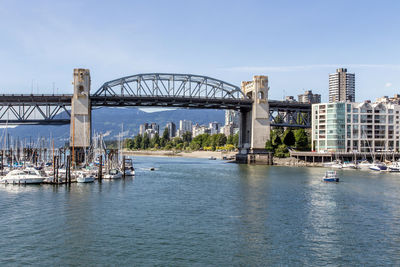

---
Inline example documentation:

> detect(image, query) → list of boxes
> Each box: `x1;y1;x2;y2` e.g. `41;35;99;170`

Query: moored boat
103;169;123;179
0;168;46;184
369;162;387;171
76;172;95;183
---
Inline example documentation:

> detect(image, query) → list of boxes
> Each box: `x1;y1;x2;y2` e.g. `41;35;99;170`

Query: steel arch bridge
91;73;252;110
0;73;311;127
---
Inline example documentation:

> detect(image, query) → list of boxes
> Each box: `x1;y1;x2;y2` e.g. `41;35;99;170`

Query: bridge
0;70;311;163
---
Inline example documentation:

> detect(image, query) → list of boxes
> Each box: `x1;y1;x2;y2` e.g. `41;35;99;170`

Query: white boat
342;161;358;169
323;160;342;169
369;162;387;171
358;161;373;170
76;171;95;183
0;168;46;184
387;161;400;172
103;169;123;179
323;170;339;182
124;168;135;176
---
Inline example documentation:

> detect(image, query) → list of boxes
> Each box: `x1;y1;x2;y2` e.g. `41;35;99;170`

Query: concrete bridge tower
237;75;271;163
70;68;91;163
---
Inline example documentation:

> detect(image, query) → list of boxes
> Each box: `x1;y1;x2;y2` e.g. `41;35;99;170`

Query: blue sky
0;0;399;102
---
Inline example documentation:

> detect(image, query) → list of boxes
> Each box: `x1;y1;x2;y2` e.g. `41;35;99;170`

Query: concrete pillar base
235;149;274;165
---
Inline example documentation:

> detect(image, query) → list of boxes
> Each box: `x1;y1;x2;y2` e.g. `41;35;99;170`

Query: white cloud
385;82;392;87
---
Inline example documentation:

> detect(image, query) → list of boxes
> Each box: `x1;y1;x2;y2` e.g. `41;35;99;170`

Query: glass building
312;102;400;152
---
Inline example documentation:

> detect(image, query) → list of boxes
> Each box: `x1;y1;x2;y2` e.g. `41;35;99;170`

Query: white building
179;120;192;134
312;101;400;152
329;68;355;103
209;122;220;135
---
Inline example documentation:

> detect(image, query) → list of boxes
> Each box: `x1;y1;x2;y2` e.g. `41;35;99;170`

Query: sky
0;0;399;102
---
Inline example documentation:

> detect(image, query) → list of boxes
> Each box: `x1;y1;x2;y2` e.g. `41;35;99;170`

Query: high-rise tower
329;68;355;102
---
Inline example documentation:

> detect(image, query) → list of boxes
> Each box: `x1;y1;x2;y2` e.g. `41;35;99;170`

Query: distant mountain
3;108;225;145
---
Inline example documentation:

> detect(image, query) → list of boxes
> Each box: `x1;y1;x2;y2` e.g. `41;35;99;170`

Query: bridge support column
236;75;271;164
70;68;91;164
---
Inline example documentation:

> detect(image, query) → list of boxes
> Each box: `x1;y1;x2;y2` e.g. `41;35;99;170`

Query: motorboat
342;161;358;169
369;162;387;171
357;160;373;170
124;168;135;176
0;168;46;184
209;156;217;160
323;160;342;169
103;169;123;179
387;161;400;172
323;170;339;182
76;171;95;183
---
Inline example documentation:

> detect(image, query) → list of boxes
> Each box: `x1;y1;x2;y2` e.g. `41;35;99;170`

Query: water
1;157;400;266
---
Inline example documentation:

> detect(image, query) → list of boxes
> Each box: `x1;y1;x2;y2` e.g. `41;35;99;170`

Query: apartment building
312;101;400;152
329;68;355;102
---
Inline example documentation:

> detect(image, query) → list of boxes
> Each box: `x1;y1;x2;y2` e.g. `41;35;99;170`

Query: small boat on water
209;156;217;160
103;169;123;179
0;168;46;184
76;172;95;183
323;170;339;182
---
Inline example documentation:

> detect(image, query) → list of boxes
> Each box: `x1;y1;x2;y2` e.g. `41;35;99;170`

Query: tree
150;132;160;148
133;135;142;149
272;134;282;147
275;144;289;158
265;140;274;151
161;127;170;147
141;132;150;149
182;131;192;143
227;135;234;145
232;133;239;148
294;129;309;151
283;129;295;147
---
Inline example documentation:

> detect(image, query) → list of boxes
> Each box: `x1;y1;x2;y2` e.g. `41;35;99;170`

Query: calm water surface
1;157;400;266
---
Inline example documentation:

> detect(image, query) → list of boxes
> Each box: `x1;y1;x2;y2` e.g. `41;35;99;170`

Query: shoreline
122;150;322;167
122;150;237;159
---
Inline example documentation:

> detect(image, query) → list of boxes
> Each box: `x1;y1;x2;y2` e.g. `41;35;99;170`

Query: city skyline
0;1;399;102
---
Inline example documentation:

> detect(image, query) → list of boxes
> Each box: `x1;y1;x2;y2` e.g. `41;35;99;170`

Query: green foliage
272;134;282;147
161;127;170;147
294;129;309;151
275;144;289;158
232;133;239;148
141;132;150;149
265;140;274;151
182;131;192;143
283;129;295;147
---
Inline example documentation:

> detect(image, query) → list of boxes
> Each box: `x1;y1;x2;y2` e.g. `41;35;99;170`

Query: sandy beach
122;149;237;160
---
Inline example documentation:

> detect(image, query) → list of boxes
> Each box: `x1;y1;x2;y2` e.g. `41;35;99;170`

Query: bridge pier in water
236;75;272;164
70;68;92;164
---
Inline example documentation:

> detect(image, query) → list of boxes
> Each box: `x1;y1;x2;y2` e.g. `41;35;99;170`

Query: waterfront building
192;124;210;137
312;101;400;152
224;110;240;136
225;110;240;127
150;122;159;134
139;123;149;135
298;90;321;104
179;120;193;133
165;122;176;139
376;94;400;105
329;68;355;103
209;122;220;135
